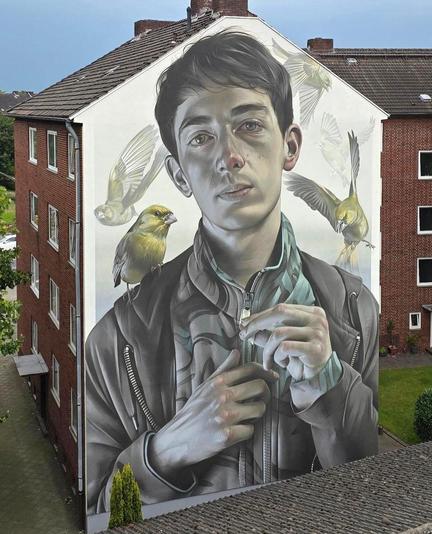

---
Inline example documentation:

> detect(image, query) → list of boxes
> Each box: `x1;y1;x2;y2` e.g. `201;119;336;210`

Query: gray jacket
86;241;378;514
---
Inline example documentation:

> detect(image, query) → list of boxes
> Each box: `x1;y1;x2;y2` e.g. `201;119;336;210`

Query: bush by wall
109;464;143;528
414;387;432;442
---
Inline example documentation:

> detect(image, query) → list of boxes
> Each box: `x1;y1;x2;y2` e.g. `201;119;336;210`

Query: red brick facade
14;119;83;490
380;117;432;351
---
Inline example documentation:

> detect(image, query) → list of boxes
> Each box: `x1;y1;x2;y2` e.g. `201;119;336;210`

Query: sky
1;0;431;93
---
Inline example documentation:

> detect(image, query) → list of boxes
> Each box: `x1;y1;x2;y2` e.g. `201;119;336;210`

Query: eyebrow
179;115;212;135
231;104;270;116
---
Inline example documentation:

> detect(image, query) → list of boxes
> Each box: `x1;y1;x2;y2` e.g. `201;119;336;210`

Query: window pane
419;259;432;283
32;320;38;353
420;152;432;177
411;314;418;327
419;207;432;232
49;206;58;246
48;132;57;168
69;219;76;264
68;135;75;177
70;304;76;349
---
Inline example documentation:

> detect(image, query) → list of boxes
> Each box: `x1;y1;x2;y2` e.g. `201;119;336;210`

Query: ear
283;124;302;172
165;155;192;198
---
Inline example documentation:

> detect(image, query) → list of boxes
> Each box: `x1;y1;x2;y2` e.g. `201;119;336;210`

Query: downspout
65;121;84;505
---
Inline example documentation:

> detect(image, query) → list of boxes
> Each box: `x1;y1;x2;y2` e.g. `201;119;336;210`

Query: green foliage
109;464;143;528
414;387;432;442
406;333;421;352
0;186;29;356
0;115;14;181
386;319;395;334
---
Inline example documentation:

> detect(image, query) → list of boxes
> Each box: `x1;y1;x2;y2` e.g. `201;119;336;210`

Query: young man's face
166;85;301;232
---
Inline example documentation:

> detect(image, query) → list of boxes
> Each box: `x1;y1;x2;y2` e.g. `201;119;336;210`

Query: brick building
309;42;432;352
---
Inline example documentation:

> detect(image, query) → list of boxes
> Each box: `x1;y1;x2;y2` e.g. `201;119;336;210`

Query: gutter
64;121;84;506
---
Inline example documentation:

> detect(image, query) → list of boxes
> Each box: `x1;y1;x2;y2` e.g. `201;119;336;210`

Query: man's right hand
148;349;278;480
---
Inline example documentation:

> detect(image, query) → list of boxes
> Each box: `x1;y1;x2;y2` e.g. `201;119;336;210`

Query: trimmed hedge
414;387;432;442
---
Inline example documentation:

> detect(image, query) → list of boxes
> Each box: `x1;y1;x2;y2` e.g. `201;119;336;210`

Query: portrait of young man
85;30;379;514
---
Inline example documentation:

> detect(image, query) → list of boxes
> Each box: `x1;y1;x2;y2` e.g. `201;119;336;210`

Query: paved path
380;352;432;369
0;356;82;534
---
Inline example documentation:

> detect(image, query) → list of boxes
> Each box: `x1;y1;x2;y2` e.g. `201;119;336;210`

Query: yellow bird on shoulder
112;204;177;288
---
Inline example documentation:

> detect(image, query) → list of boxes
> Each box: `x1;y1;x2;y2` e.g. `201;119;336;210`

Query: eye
189;133;212;147
238;120;263;133
155;210;161;217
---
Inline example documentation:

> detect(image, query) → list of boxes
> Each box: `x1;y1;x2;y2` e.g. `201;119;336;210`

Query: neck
202;203;281;288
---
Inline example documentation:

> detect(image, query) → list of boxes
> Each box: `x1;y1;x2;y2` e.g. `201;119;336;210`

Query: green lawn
3;191;15;228
379;366;432;444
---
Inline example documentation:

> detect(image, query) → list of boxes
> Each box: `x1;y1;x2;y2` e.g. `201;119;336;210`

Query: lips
218;184;253;200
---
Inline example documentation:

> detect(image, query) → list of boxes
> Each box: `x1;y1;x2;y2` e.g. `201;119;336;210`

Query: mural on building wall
85;29;379;521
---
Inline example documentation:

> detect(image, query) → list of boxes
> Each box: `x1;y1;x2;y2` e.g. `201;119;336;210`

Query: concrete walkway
380;351;432;369
0;355;82;534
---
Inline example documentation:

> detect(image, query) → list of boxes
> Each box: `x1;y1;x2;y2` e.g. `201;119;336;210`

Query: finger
226;401;267;425
262;326;314;371
240;304;312;340
287;357;304;381
210;349;241;378
226;424;254;446
273;339;326;368
221;362;279;387
229;379;271;404
241;304;320;329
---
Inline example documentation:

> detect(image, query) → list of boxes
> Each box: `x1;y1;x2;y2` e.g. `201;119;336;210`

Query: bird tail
335;243;359;274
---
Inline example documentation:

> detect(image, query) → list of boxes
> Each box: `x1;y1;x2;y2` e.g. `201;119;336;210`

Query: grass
379;366;432;444
3;191;15;229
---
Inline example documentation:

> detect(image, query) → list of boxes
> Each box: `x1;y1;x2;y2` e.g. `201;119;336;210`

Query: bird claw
151;263;163;274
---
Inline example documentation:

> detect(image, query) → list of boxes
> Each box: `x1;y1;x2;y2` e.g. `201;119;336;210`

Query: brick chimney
307;38;334;53
191;0;249;16
134;19;173;36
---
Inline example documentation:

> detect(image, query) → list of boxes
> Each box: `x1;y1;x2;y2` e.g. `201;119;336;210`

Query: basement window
47;130;58;172
418;206;432;234
419;151;432;179
409;312;421;330
29;127;37;164
417;258;432;286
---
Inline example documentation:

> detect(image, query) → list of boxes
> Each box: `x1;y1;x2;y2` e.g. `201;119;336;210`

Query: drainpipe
65;121;84;510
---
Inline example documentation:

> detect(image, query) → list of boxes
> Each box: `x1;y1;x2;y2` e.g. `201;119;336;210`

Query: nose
216;133;245;173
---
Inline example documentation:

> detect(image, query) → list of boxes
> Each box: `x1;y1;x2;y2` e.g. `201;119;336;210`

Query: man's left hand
239;304;332;380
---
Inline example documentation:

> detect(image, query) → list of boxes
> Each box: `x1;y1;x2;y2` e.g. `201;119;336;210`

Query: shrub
109;464;143;528
109;471;124;529
414;388;432;441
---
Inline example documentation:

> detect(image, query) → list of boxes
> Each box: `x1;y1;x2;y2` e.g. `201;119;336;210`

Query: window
29;127;37;163
31;319;38;354
51;355;60;406
417;258;432;286
68;218;76;266
70;389;77;439
419;151;432;179
68;134;75;180
47;130;57;172
48;204;59;250
30;192;38;229
409;312;421;330
49;278;60;327
418;206;432;234
30;255;39;297
69;304;76;354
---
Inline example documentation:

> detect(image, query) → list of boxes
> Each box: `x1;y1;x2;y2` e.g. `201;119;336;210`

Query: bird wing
284;171;341;230
299;85;324;127
122;145;169;209
112;234;130;287
321;112;342;145
348;131;360;196
357;116;376;145
282;53;311;94
112;125;159;201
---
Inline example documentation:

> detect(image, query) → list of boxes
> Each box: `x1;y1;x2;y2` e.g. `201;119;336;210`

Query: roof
8;12;218;121
0;91;34;113
105;441;432;533
310;48;432;116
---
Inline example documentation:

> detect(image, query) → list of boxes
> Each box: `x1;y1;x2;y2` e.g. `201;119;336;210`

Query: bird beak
164;213;177;226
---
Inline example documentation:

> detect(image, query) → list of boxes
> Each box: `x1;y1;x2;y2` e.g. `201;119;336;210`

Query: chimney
191;0;249;16
134;19;173;36
307;37;334;53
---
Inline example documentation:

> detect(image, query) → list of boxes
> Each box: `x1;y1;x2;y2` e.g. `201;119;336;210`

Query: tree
109;464;143;528
108;471;124;529
0;115;15;185
0;186;29;356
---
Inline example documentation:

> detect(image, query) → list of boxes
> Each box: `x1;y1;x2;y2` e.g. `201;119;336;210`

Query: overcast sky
1;0;430;93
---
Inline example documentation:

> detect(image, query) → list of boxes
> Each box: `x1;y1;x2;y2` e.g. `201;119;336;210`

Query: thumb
210;349;241;378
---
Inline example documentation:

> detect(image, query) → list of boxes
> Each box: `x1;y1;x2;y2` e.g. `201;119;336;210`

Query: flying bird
94;125;168;226
285;132;374;272
112;204;177;289
272;39;332;127
320;113;375;187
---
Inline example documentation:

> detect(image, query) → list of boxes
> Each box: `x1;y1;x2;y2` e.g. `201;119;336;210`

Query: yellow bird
285;132;374;273
112;205;177;288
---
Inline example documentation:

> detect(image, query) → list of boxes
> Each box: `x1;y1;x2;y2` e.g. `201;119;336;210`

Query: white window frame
30;254;39;297
49;277;60;328
51;354;60;407
70;388;77;441
31;319;38;354
68;218;76;267
417;206;432;235
47;130;58;172
68;134;75;180
417;257;432;287
419;150;432;180
409;312;421;330
69;303;76;355
30;191;38;230
29;127;37;164
48;204;59;250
